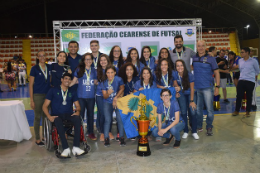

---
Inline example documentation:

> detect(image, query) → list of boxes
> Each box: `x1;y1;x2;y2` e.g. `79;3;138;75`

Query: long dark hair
175;59;190;92
36;49;45;65
97;54;111;82
118;62;138;83
155;58;173;85
126;48;140;69
140;46;152;66
158;48;174;69
109;45;124;69
140;67;153;87
56;51;69;66
7;62;12;72
103;65;117;82
77;53;93;78
228;51;236;66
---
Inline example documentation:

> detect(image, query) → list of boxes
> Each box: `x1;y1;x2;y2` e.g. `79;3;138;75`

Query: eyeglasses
161;95;170;97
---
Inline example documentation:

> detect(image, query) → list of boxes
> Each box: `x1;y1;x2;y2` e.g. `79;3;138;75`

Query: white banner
60;26;196;58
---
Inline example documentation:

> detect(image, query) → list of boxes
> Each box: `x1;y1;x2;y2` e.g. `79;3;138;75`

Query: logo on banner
149;45;158;56
62;30;79;42
126;47;135;55
185;29;194;37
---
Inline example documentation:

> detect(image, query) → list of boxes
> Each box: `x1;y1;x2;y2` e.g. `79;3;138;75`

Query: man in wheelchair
42;72;87;158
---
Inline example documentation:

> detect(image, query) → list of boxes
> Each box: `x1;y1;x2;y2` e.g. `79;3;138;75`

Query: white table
0;100;32;142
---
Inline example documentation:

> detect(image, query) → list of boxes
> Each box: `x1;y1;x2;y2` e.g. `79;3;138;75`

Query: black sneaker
163;135;174;146
119;137;126;146
116;133;120;141
207;128;213;136
104;138;110;147
35;141;44;147
223;99;230;103
173;140;181;148
251;105;257;111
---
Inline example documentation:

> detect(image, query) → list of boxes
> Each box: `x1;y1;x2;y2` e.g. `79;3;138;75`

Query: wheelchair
43;117;91;158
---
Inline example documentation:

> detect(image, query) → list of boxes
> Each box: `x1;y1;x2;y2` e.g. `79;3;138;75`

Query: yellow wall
22;40;31;74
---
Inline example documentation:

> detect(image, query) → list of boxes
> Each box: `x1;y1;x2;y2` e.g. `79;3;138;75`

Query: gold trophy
131;96;151;156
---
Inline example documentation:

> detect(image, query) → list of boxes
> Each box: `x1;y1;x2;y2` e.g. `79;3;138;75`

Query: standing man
90;40;103;70
216;49;229;103
208;46;217;58
192;40;220;136
68;41;82;90
42;72;86;157
250;48;259;110
233;47;259;116
170;35;196;72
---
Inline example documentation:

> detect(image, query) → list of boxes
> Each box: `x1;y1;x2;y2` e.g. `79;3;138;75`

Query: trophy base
137;142;151;157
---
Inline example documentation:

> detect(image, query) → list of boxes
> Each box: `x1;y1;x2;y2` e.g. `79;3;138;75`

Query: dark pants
235;80;255;112
54;114;81;149
96;95;105;133
227;73;233;83
79;98;95;134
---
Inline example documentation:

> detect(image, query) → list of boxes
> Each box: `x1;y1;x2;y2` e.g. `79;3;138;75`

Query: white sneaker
192;133;199;140
182;132;188;139
61;148;71;157
72;146;85;156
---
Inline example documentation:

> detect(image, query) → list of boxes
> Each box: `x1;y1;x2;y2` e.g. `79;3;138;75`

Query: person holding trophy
51;51;72;88
152;88;185;148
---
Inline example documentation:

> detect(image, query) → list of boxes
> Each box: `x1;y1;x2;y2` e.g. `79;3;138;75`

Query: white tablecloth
0;100;32;142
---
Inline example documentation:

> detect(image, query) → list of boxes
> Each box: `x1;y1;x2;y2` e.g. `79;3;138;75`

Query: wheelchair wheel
83;142;91;153
44;118;54;151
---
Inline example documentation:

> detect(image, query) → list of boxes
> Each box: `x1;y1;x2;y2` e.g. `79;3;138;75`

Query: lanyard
114;60;118;68
85;68;91;81
178;73;183;90
108;78;114;87
127;80;134;92
143;82;150;89
93;52;99;69
61;87;68;104
177;50;183;59
162;73;168;87
39;64;47;81
146;59;150;68
163;103;171;120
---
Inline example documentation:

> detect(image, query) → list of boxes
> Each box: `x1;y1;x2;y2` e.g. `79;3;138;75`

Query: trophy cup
213;95;221;110
131;96;151;156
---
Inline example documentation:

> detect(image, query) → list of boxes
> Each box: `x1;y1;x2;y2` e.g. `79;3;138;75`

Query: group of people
28;34;259;158
1;59;27;92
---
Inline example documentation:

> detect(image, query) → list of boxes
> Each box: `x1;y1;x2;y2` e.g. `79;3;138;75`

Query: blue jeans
196;87;214;129
53;114;81;149
96;95;105;133
103;101;124;139
177;92;197;133
151;121;185;141
79;98;95;134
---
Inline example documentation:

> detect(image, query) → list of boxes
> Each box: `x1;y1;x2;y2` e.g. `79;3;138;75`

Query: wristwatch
215;85;220;88
190;100;194;102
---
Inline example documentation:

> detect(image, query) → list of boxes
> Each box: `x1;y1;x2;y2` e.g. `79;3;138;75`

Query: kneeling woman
152;88;185;148
102;65;125;147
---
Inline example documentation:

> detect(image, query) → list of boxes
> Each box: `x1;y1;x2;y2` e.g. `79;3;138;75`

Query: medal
85;68;91;85
146;59;150;68
93;53;99;69
162;73;168;87
163;103;171;121
61;86;68;106
177;49;183;59
62;101;67;105
108;78;114;91
39;64;48;83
